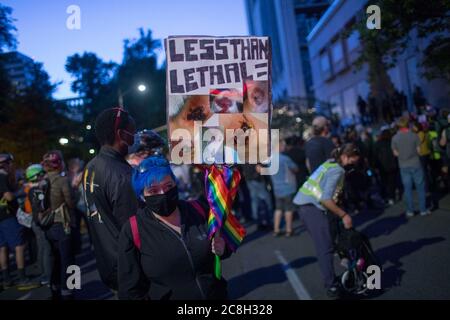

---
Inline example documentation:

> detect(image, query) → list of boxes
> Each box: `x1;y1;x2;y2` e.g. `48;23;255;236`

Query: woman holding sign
118;155;232;300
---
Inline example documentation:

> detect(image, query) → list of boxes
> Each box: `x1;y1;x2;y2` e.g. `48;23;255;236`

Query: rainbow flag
205;165;246;252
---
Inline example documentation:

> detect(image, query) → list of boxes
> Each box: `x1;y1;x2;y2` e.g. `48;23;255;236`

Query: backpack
16;184;35;228
31;175;70;230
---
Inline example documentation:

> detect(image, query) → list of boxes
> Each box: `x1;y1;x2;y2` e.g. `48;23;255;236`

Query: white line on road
274;250;312;300
18;291;32;300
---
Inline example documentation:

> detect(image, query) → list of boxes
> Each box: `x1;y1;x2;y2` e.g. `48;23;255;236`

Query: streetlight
86;124;92;130
89;149;95;155
118;83;147;107
59;137;69;145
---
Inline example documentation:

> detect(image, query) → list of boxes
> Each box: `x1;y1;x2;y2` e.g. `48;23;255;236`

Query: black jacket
84;146;138;290
118;200;231;300
0;170;18;222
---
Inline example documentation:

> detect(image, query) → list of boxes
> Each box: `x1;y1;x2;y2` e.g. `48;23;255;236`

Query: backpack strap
129;215;141;251
188;200;207;219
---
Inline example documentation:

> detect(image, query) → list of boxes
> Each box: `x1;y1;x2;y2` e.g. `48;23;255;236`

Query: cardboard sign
165;36;272;164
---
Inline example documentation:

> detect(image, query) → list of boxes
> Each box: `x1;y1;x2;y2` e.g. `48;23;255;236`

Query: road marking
18;291;32;300
274;250;312;300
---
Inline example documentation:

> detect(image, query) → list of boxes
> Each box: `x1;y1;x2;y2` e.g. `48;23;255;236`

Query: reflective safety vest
299;161;344;202
428;130;441;160
23;185;33;214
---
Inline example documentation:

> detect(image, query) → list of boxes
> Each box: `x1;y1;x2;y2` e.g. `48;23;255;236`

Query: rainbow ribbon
205;165;246;279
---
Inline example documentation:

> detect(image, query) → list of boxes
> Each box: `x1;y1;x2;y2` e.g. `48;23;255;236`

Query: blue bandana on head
132;155;176;199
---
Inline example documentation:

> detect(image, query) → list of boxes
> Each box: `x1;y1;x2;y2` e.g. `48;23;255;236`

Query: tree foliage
346;0;450;108
1;64;76;167
0;4;17;53
0;6;80;167
65;28;166;130
118;28;166;129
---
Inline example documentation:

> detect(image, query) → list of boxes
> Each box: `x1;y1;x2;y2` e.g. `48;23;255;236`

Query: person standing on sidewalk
391;117;430;217
293;144;360;298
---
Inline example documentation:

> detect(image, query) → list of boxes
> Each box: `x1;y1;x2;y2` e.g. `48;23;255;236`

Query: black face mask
144;186;179;217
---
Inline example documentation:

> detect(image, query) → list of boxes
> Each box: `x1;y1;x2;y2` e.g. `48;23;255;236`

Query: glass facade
293;0;332;97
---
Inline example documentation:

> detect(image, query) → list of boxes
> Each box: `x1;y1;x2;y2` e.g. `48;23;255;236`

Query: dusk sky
2;0;249;99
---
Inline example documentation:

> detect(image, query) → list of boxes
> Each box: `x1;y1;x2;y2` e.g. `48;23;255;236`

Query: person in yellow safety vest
293;143;361;299
427;124;442;210
428;128;441;161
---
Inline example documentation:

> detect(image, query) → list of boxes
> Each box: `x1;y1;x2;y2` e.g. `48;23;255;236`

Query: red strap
189;200;206;219
129;215;141;251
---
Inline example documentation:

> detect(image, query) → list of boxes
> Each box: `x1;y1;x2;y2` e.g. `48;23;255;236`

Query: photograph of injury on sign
165;36;272;165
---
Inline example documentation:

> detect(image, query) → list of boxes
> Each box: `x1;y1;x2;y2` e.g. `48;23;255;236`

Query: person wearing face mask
293;143;361;299
118;156;231;300
83;107;138;291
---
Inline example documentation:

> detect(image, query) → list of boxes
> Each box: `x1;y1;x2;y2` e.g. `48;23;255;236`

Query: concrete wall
307;0;450;121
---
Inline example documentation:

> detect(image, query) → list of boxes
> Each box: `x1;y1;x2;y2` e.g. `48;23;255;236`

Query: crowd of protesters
0;151;85;299
1;100;449;300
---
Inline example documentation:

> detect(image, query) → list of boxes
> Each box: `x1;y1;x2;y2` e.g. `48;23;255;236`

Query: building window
331;40;345;72
347;30;359;52
320;51;331;80
342;86;358;117
329;93;343;116
306;17;319;34
357;81;370;100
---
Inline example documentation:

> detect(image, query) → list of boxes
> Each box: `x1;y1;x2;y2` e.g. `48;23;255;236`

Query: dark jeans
399;167;426;213
247;180;273;224
299;204;335;289
237;182;253;221
420;156;431;191
429;159;442;208
31;222;52;282
46;223;75;298
379;169;397;201
71;208;84;255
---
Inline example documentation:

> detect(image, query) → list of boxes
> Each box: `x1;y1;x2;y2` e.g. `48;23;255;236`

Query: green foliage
0;4;17;53
65;52;117;119
349;0;450;83
65;28;166;131
118;28;166;129
1;64;77;167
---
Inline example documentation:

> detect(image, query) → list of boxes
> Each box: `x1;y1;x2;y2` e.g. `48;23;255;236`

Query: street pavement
223;193;450;300
1;193;449;300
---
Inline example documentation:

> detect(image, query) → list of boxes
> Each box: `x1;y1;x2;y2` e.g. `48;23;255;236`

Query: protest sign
165;36;272;164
